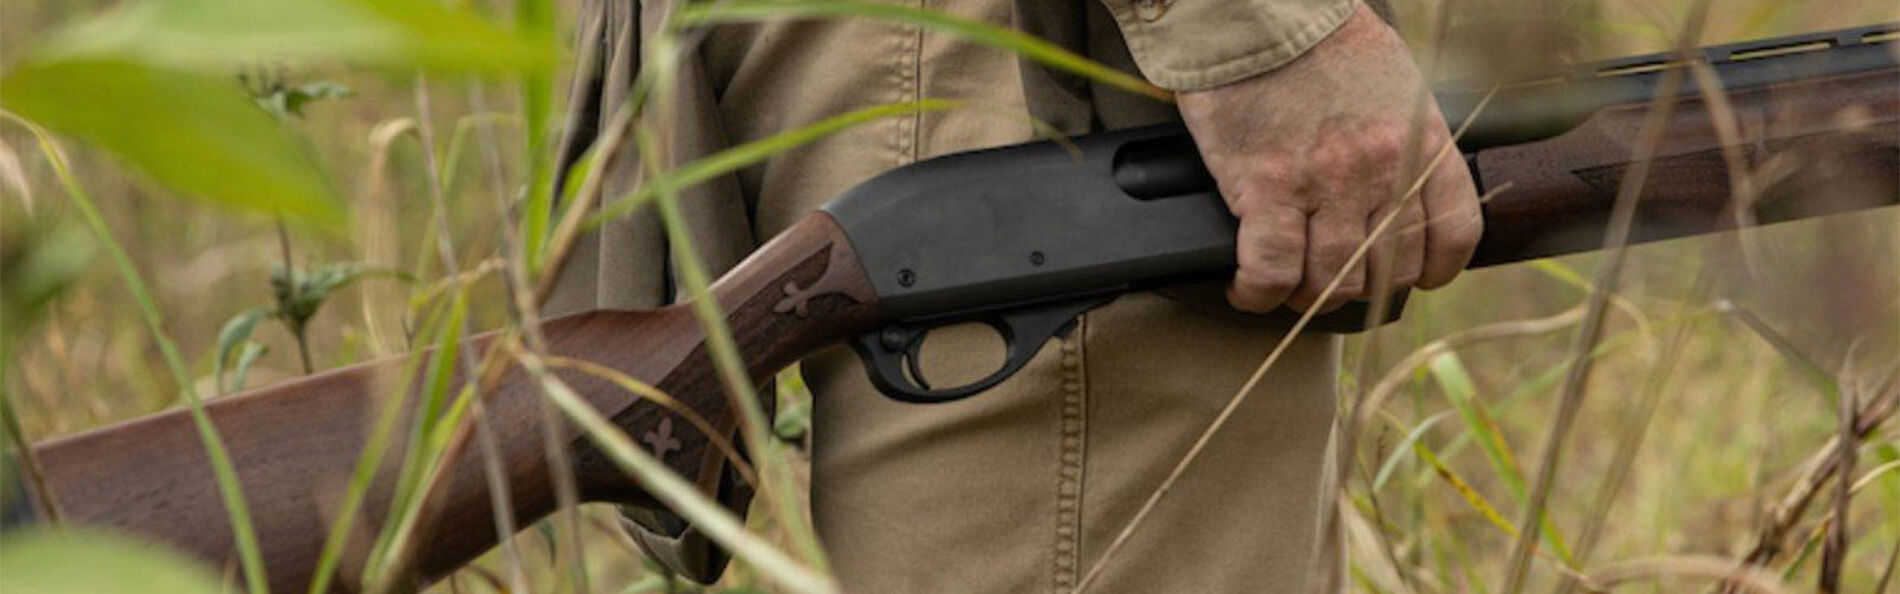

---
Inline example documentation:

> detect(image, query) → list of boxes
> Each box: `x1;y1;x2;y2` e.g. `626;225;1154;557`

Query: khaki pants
699;4;1343;591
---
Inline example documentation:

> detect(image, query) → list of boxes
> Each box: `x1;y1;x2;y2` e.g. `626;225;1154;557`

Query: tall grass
2;0;1896;593
3;115;270;594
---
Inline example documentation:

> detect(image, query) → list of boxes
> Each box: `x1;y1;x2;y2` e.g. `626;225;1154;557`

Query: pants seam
1052;315;1087;593
894;1;923;165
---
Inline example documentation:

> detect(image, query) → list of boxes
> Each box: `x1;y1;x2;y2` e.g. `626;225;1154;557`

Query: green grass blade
215;306;274;394
522;357;839;594
1529;259;1652;338
362;290;472;587
1526;260;1591;292
229;342;270;393
1720;301;1843;407
305;292;458;594
1372;410;1454;492
516;0;558;268
676;0;1168;102
439;113;517;204
1429;352;1576;565
7;113;271;594
1497;322;1660;408
1416;442;1518;539
1428;353;1525;495
412;292;470;441
635;121;826;564
362;378;484;594
586;99;958;230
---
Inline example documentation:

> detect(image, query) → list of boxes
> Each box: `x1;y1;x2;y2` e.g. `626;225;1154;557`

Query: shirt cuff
1096;0;1357;91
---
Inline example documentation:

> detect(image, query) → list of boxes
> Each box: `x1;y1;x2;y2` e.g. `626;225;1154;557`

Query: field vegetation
1;0;1896;593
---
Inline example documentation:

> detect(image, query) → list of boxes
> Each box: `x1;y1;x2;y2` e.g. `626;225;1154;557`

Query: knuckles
1217;116;1473;307
1361;128;1408;165
1328;274;1368;301
1234;264;1302;296
1439;207;1485;254
1311;232;1363;257
1388;273;1422;291
1312;122;1409;171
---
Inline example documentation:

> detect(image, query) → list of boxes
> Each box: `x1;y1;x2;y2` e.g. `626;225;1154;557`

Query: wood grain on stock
1469;69;1900;267
29;213;882;592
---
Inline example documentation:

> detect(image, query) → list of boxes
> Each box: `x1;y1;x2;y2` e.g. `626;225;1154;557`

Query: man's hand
1178;3;1482;314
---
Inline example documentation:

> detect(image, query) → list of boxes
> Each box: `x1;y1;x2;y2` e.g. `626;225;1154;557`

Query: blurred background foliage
1;0;1897;592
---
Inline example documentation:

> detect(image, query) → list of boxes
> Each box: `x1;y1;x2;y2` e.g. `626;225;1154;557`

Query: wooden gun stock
26;215;882;591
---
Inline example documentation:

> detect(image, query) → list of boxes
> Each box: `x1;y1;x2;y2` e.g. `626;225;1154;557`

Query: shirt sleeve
1094;0;1357;91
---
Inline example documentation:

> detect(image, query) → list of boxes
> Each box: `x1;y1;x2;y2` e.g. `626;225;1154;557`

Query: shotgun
7;22;1897;591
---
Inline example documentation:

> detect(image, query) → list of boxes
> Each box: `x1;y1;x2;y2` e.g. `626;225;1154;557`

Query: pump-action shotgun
8;22;1898;592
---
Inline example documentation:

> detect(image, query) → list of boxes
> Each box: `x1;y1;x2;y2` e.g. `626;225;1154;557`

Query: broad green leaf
1;58;346;231
349;0;557;73
0;529;226;594
41;0;555;74
215;306;273;394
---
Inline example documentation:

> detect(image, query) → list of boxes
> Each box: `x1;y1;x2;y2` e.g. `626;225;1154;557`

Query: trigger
850;293;1120;404
903;332;933;391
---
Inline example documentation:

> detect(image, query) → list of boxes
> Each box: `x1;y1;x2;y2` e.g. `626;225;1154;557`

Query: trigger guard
850;294;1117;403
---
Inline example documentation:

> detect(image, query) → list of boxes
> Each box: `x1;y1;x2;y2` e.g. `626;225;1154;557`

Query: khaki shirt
1098;0;1354;90
546;0;1357;313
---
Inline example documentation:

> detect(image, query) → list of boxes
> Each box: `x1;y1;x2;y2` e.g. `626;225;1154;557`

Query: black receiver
823;124;1399;402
